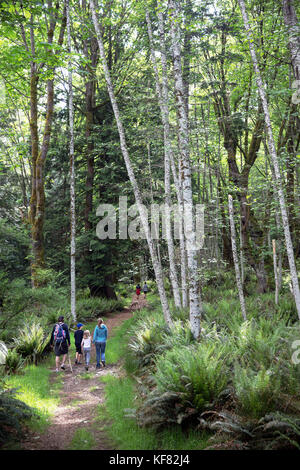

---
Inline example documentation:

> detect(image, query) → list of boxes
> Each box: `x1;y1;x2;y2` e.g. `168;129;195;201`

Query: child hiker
74;323;84;365
81;330;92;371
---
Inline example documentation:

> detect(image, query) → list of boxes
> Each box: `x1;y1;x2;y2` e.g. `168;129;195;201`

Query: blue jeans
95;342;106;365
83;348;91;365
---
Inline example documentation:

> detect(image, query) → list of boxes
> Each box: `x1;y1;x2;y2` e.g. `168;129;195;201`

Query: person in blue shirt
93;318;108;369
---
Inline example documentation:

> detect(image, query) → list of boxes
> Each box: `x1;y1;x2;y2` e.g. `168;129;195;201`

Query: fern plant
13;321;50;364
4;349;24;374
233;365;281;418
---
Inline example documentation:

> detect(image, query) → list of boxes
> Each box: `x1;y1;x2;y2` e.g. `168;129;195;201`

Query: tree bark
282;0;300;81
146;9;181;308
168;0;202;338
238;0;300;319
228;195;247;321
157;3;188;308
28;1;67;287
89;0;173;327
67;0;76;323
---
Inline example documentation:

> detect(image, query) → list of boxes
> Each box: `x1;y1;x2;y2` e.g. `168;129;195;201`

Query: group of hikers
50;316;108;372
50;281;149;372
135;281;148;298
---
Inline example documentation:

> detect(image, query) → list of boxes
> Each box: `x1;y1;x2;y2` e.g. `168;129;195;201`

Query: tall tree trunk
28;2;67;287
157;3;188;307
272;239;279;305
89;0;173;327
282;0;300;81
146;9;181;308
168;0;202;338
228;195;247;320
238;0;300;319
67;0;76;323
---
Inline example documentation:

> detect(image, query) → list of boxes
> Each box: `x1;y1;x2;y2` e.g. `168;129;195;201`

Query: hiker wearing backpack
92;318;108;369
50;315;71;372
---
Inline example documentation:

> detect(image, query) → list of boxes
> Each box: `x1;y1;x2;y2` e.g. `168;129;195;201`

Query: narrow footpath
21;295;147;450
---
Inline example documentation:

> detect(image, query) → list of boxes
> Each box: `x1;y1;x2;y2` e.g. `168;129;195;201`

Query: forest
0;0;300;452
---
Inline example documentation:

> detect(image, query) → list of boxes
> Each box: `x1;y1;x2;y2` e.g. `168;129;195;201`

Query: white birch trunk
146;9;181;308
89;0;173;327
228;195;247;321
272;239;279;305
238;0;300;320
168;0;201;338
157;4;188;308
67;0;76;323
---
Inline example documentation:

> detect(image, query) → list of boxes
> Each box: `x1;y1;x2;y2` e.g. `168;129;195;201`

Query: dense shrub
4;350;24;374
0;383;35;446
154;341;230;411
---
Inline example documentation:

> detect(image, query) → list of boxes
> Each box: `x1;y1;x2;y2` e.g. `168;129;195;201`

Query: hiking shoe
101;361;106;367
56;368;59;372
96;364;101;369
85;366;89;371
75;359;78;364
61;365;65;370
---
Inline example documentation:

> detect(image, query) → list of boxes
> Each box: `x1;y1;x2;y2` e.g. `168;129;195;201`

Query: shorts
54;341;69;356
75;344;82;354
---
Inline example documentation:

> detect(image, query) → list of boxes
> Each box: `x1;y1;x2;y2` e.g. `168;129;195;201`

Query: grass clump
5;363;62;434
68;428;96;450
99;374;209;450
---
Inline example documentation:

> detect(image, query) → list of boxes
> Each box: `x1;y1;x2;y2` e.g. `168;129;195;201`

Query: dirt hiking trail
22;295;147;450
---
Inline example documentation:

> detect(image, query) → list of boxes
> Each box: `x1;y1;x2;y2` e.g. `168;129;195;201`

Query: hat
77;323;84;328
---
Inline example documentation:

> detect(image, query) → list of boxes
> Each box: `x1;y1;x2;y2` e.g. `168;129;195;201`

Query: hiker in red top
136;284;141;297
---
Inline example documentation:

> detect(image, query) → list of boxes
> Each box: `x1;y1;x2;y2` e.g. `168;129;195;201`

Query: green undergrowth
98;374;209;450
4;357;63;440
96;309;209;450
68;428;96;450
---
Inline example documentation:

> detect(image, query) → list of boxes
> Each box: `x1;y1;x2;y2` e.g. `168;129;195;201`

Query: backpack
54;323;66;343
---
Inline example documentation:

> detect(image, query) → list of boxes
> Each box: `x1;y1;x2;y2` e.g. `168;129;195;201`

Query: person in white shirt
81;330;92;371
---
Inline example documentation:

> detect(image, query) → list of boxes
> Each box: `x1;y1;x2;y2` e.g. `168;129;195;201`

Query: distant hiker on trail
143;282;148;298
136;283;141;297
50;315;71;372
74;323;84;365
81;330;92;371
93;318;108;369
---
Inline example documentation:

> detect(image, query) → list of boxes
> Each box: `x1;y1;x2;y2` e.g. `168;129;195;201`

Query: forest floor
21;294;148;451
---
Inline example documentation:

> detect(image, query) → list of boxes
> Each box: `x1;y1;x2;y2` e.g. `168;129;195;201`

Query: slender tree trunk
168;0;201;338
238;0;300;319
157;4;188;308
67;0;76;323
228;195;247;320
272;239;279;305
89;0;173;327
146;9;181;308
282;0;300;81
